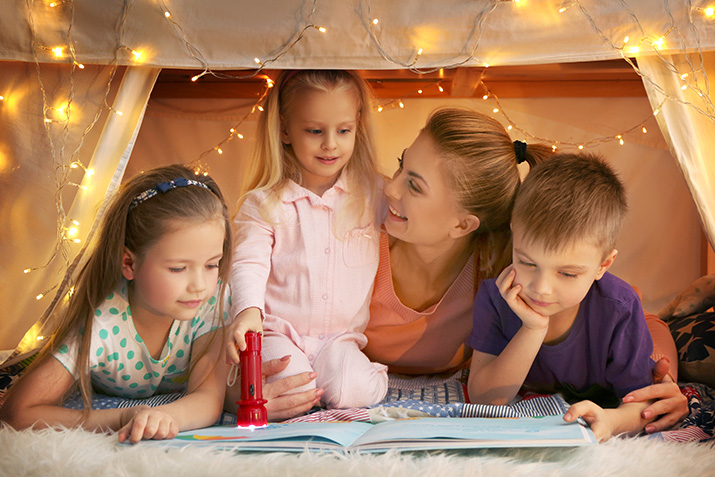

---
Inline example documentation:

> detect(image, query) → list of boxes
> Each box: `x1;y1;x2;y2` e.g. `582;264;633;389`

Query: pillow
669;311;715;387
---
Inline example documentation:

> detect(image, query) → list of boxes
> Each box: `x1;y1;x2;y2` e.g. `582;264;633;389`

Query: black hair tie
513;140;527;164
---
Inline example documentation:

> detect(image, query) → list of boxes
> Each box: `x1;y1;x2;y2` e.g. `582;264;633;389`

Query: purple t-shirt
469;272;654;400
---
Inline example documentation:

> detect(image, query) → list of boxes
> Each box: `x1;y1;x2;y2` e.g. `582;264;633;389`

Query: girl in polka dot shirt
0;165;233;443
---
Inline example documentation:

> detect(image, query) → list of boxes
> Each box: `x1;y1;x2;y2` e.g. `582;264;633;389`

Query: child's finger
495;267;516;293
225;341;240;365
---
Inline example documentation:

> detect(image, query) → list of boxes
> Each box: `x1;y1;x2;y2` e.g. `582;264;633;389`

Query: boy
467;153;655;441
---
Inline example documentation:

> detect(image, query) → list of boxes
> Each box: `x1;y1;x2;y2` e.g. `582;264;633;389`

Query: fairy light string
10;0;715;308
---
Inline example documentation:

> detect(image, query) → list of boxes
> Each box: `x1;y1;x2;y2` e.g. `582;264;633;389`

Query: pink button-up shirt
230;177;381;344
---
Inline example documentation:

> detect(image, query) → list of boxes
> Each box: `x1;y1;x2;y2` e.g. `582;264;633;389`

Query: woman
362;107;686;433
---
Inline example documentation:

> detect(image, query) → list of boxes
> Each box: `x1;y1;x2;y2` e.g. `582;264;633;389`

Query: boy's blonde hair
239;70;382;230
512;153;627;257
422;108;553;284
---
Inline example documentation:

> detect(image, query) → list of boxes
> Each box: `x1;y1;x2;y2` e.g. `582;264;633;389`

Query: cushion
669;311;715;387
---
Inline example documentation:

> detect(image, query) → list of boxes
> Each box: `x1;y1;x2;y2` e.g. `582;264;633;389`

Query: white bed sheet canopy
1;0;714;359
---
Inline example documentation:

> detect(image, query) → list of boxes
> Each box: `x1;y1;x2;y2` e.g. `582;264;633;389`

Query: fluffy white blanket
1;426;713;477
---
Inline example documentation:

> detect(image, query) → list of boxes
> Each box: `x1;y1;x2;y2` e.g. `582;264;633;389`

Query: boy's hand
496;265;549;332
563;400;617;442
117;406;179;444
225;308;263;365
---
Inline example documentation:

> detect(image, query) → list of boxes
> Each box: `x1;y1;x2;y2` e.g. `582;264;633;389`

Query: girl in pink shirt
225;70;388;410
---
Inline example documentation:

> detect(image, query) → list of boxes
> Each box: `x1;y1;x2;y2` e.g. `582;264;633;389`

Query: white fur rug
1;426;713;477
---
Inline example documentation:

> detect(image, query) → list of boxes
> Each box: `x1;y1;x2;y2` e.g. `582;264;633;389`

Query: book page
350;415;596;450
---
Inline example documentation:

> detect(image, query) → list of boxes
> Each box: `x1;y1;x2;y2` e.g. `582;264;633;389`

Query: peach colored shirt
230;177;381;343
364;233;476;375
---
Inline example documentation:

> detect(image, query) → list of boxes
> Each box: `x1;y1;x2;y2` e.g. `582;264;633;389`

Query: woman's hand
117;406;179;444
263;356;323;421
496;265;549;332
621;358;688;433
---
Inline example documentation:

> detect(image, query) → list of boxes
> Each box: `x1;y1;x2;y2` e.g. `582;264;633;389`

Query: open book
159;415;597;453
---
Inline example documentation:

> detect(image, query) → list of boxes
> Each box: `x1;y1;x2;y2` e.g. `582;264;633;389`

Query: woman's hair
422;107;553;286
239;70;382;230
32;164;232;415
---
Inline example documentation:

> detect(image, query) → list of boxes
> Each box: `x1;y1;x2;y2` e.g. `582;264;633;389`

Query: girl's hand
496;265;549;332
621;358;688;433
263;356;323;421
226;308;264;365
563;400;616;442
117;406;180;444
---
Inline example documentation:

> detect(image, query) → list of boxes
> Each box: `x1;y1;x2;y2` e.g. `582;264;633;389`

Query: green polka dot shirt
53;279;231;399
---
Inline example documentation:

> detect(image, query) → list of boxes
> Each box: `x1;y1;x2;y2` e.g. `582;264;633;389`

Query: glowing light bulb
680;73;689;80
318;27;327;33
417;48;423;56
552;145;557;151
191;75;200;82
52;47;64;57
642;126;647;133
71;219;80;225
36;293;44;300
417;89;423;94
237;133;244;139
483;94;488;100
67;227;78;237
24;268;32;274
628;46;640;54
257;106;264;112
507;125;513;131
377;106;383;112
653;37;665;50
578;145;584;150
0;95;4;101
438;85;444;92
132;50;143;61
114;109;123;116
372;18;379;25
681;84;688;90
74;61;85;69
492;108;499;113
623;36;630;44
399;101;404;109
164;11;171;18
705;6;714;16
254;58;261;64
217;148;223;155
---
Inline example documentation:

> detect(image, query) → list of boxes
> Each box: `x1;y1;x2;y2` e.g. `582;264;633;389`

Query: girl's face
122;219;225;326
281;87;359;196
384;131;469;246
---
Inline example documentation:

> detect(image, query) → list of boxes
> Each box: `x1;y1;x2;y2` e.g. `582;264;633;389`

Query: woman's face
384;131;467;246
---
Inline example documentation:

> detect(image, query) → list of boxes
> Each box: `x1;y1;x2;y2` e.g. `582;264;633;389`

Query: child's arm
117;330;228;443
0;355;136;432
468;266;549;405
225;307;263;365
563;399;654;442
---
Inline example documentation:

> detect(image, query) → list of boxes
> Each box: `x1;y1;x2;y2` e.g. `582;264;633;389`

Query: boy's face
511;223;616;322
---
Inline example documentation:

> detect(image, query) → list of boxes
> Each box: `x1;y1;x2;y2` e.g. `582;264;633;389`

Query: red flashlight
236;331;268;428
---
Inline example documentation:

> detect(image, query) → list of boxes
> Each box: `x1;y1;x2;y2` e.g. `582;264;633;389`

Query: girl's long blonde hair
26;164;232;415
423;108;553;286
239;70;383;232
